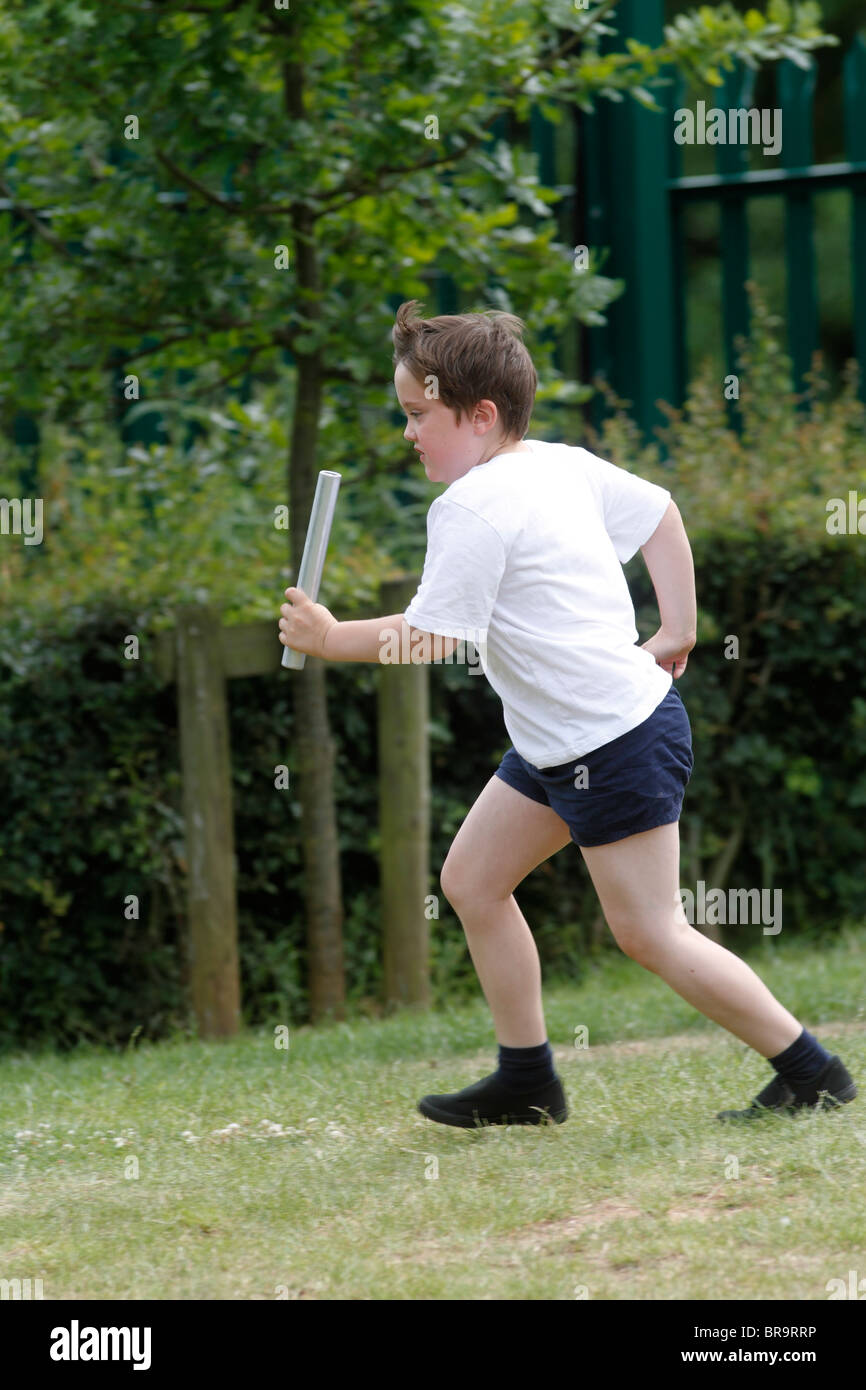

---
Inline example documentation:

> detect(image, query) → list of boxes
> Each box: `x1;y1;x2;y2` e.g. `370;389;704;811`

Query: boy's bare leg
579;821;802;1057
440;776;572;1047
440;783;802;1058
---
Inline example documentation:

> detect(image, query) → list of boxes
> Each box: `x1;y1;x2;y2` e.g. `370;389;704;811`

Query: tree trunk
286;172;347;1020
379;575;431;1011
288;353;347;1021
293;650;346;1022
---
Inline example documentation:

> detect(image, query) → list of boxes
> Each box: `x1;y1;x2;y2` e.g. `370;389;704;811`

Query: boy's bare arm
324;615;461;663
639;500;697;644
279;589;463;663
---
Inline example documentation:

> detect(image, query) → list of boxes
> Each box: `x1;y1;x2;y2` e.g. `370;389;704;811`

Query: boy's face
394;362;525;485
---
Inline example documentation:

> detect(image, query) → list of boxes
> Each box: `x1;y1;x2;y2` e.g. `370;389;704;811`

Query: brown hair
392;300;537;440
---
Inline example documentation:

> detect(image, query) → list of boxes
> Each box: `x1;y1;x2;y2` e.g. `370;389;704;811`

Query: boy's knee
440;859;501;910
608;921;666;971
439;860;465;907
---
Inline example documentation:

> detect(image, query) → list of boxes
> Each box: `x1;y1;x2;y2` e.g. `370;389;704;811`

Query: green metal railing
575;1;866;440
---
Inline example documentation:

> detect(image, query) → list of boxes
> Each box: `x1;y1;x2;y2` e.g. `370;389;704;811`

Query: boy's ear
473;398;501;431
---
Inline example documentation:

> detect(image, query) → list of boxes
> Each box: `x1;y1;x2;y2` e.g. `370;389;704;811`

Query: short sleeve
578;448;672;563
402;498;506;642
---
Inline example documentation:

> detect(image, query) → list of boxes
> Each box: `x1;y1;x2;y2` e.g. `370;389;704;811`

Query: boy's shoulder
432;439;602;536
529;438;609;467
517;438;612;470
443;439;603;505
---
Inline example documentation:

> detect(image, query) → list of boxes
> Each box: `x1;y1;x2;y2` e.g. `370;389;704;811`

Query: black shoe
418;1070;568;1128
717;1055;857;1122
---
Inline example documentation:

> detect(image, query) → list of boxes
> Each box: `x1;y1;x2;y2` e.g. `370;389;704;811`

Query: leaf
630;86;662;111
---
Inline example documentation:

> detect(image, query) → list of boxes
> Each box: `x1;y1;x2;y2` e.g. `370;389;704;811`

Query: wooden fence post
377;578;431;1010
175;604;241;1037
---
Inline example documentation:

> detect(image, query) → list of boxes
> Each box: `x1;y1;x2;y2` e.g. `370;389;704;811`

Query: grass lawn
2;925;865;1300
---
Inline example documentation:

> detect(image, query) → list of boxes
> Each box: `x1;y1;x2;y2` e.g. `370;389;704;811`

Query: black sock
495;1040;556;1092
769;1027;832;1086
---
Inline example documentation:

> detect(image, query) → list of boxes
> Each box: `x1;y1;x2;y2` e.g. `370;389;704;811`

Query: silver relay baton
281;470;341;670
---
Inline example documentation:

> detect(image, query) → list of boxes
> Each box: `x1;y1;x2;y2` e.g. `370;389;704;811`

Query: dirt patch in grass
667;1191;747;1222
510;1198;646;1250
381;1199;648;1269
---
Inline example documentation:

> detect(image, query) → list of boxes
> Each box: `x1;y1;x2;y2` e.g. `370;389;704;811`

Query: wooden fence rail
152;578;429;1036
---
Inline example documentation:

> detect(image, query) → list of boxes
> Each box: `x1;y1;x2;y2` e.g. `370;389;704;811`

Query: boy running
279;301;857;1129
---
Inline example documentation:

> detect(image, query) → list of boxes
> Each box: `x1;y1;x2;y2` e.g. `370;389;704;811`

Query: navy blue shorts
494;685;694;848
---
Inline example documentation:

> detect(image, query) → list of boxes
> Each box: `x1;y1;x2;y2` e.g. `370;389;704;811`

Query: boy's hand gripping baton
281;469;341;670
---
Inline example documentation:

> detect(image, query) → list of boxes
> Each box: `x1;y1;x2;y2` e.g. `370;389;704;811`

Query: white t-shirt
402;438;674;768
